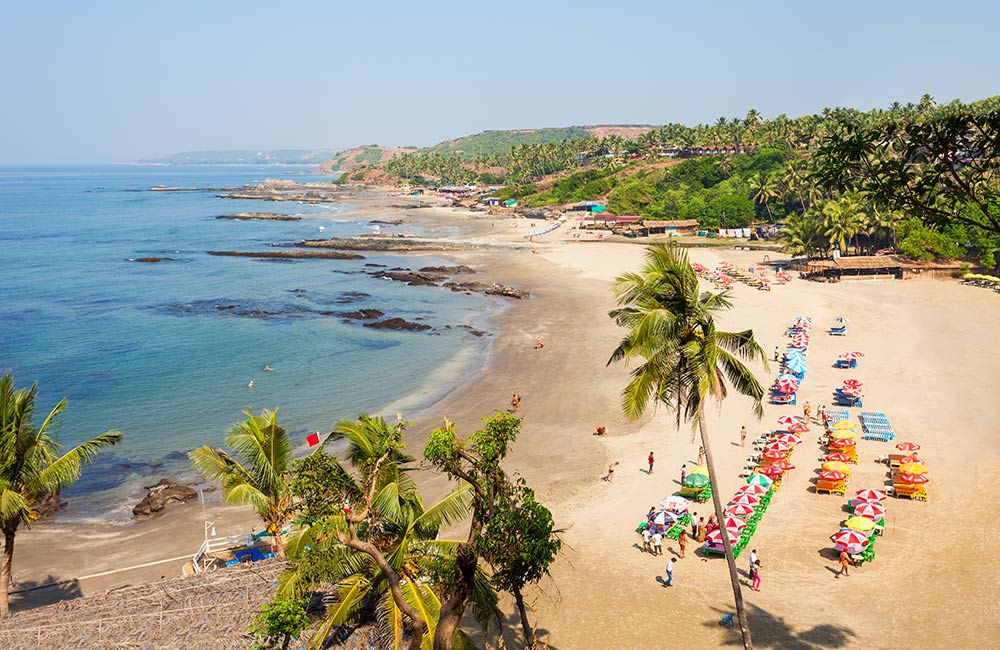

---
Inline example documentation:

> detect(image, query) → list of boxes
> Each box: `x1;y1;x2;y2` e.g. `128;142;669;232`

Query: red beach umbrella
737;483;770;496
788;421;810;433
723;515;747;530
771;460;795;471
819;469;847;482
762;449;788;460
899;455;923;465
824;453;852;463
774;379;799;394
707;527;741;547
725;503;756;517
854;503;886;520
774;433;802;445
730;492;762;506
765;440;792;453
777;415;804;426
897;474;929;485
855;488;886;503
842;379;864;389
830;438;857;448
832;528;871;554
842;352;865;360
895;442;921;452
760;465;786;478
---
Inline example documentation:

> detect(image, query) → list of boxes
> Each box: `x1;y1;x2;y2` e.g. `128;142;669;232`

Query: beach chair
829;326;847;336
835;394;862;407
815;479;846;496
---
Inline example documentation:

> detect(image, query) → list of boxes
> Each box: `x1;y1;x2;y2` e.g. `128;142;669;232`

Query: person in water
264;365;272;372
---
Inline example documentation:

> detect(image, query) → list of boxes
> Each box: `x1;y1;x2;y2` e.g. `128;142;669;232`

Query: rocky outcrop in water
133;257;176;263
419;265;476;275
364;317;432;331
216;213;303;221
337;309;385;320
132;479;198;519
369;270;441;286
298;237;494;252
485;285;529;299
370;219;403;225
208;250;365;260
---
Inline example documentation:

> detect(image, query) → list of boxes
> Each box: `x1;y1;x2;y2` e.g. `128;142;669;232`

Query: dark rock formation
419;265;476;275
369;270;441;286
369;219;403;225
133;257;176;263
485;285;529;299
333;291;371;304
443;281;490;294
132;479;199;519
338;309;385;320
364;263;387;268
363;318;432;331
208;250;364;260
216;212;303;221
298;237;493;252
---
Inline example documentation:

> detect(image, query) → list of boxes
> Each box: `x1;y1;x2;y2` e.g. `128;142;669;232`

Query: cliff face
317;145;415;173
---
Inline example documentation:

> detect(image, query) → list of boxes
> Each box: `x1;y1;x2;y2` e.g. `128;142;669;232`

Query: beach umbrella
895;442;921;452
788;421;810;433
723;515;747;529
899;462;928;475
771;460;795;471
844;516;876;532
762;449;788;460
774;433;802;445
747;473;773;488
707;527;741;547
840;387;864;397
832;528;870;554
765;440;792;453
897;473;929;485
760;465;786;479
824;452;852;463
853;503;886;521
738;483;770;496
841;352;865;360
651;510;679;526
777;415;804;426
899;455;923;465
835;317;850;323
773;378;800;394
842;379;864;389
818;469;847;482
658;495;691;512
730;493;762;506
830;437;857;448
831;421;856;431
683;473;711;488
822;461;850;473
689;465;710;477
725;503;757;517
855;488;886;503
785;361;808;373
832;428;859;439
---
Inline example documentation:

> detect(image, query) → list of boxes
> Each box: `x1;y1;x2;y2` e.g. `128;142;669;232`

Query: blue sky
1;1;998;163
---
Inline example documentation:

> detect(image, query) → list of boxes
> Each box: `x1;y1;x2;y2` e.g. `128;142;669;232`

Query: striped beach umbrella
765;440;792;453
747;473;773;488
830;438;857;448
658;495;691;512
897;473;929;485
730;492;762;506
899;455;923;465
760;465;786;479
770;460;795;471
723;515;747;530
842;379;864;389
725;503;756;517
788;421;810;433
762;449;788;460
841;351;865;360
818;469;847;482
738;483;770;496
895;442;921;452
777;415;804;426
706;527;741;547
774;379;799;394
855;488;886;502
899;462;928;475
824;453;852;463
853;503;886;521
774;433;802;445
832;528;870;554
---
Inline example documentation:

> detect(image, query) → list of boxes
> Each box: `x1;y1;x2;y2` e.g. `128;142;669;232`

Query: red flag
306;432;321;447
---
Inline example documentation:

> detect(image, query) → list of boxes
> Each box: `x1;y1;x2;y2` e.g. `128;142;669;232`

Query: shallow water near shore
0;165;495;521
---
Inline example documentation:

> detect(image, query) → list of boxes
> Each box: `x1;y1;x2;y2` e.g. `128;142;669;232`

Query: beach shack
806;256;909;281
567;201;607;214
482;197;501;207
503;199;518;208
635;219;700;237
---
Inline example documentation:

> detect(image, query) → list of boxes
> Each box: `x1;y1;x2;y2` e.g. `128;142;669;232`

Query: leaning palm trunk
1;529;14;617
699;412;752;650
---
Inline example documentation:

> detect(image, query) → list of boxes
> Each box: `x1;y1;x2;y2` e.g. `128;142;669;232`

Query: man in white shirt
664;557;674;587
642;528;652;553
749;549;758;573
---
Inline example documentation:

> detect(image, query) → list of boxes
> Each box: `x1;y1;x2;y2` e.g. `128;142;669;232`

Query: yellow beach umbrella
822;461;851;474
844;516;876;531
833;429;859;439
899;462;928;475
690;465;710;477
831;421;856;431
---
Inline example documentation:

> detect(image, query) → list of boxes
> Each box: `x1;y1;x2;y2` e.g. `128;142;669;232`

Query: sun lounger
816;479;846;496
835;395;862;407
829;325;847;335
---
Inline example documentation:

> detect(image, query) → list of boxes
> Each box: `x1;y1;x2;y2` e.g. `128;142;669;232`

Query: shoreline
9;187;1000;650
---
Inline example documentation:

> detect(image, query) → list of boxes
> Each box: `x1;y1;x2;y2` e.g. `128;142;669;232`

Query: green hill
424;127;590;159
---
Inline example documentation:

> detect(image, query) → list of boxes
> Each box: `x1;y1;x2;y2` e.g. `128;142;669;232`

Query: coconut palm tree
749;172;780;222
189;407;294;557
279;415;497;650
607;243;767;650
0;372;122;617
822;195;867;254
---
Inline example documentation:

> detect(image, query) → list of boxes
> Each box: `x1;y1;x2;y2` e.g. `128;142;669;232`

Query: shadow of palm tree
704;602;857;649
8;575;83;613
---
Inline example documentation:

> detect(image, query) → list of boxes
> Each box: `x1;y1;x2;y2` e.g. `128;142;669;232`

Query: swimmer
248;380;254;390
264;365;272;372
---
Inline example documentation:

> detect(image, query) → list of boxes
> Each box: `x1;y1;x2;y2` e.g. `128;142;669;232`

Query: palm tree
607;243;767;650
0;372;122;617
189;407;294;557
280;415;496;650
749;172;780;222
822;195;866;254
776;213;822;258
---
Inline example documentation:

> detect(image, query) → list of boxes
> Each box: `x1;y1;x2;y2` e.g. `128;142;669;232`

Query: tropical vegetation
0;371;122;617
607;243;768;650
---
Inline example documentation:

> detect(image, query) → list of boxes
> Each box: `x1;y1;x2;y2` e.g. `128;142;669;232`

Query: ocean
0;165;496;521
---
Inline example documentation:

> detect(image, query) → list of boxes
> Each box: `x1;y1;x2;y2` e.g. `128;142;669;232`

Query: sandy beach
6;195;1000;649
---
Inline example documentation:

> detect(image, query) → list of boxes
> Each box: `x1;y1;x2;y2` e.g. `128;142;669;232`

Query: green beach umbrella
747;473;773;488
682;473;710;488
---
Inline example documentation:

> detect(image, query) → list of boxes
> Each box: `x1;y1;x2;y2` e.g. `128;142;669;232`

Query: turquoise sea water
0;165;495;521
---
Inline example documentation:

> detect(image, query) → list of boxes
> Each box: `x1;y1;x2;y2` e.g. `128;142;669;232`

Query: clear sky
2;0;998;163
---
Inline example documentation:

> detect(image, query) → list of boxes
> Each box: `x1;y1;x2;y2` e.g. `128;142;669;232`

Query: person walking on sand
749;548;758;571
678;529;687;559
804;401;812;423
773;346;780;362
690;513;698;538
603;461;620;482
696;517;706;543
511;393;521;413
652;531;663;556
750;558;762;591
740;425;747;447
534;337;544;349
648;451;655;474
664;557;674;587
680;464;686;485
697;446;705;466
819;404;827;427
642;527;652;553
837;550;852;577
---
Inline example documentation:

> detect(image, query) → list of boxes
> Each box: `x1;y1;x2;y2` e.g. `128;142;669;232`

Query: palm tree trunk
513;587;536;648
1;527;15;618
698;412;753;650
433;543;478;650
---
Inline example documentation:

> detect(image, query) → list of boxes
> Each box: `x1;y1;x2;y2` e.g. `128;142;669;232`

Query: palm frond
411;484;473;537
37;430;122;492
